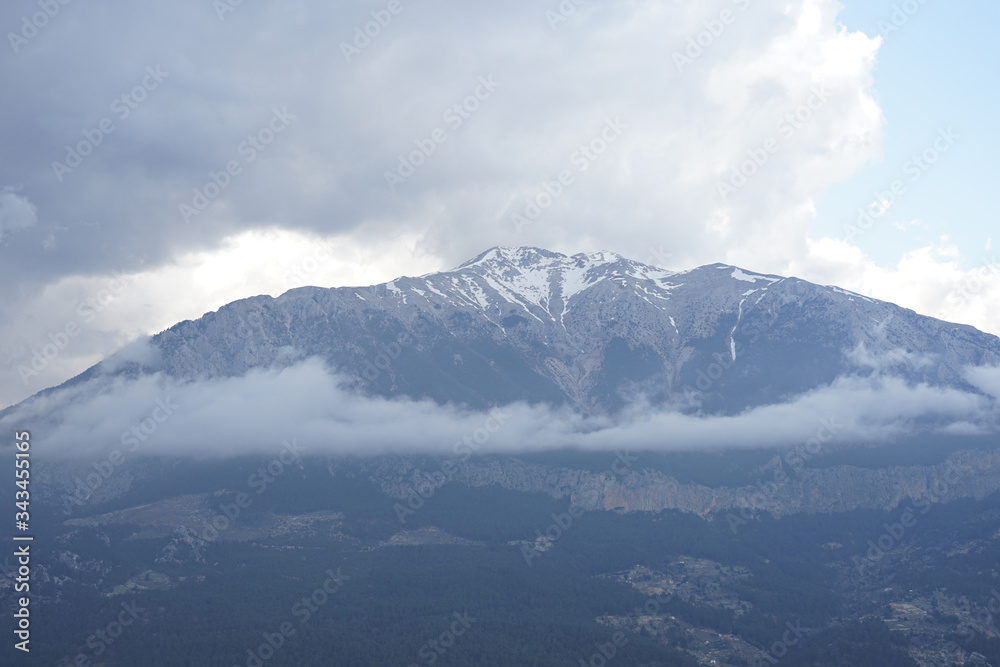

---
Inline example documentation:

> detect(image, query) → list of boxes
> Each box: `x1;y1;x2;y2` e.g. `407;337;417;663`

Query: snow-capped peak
457;246;562;270
400;247;677;324
454;246;668;279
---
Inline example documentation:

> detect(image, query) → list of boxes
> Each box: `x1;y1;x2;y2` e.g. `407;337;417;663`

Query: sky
1;0;998;411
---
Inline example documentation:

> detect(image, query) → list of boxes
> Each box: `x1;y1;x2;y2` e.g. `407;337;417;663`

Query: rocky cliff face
33;441;1000;522
368;447;1000;518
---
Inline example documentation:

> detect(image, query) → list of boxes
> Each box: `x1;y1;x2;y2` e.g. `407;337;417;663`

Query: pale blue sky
815;0;999;267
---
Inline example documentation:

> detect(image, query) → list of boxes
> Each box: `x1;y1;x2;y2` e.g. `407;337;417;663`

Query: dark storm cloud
0;0;881;290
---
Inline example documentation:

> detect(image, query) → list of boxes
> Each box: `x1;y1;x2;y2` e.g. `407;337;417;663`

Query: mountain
7;249;1000;667
16;245;999;417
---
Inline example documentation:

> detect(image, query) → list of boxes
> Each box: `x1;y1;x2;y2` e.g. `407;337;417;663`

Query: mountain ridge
5;246;1000;419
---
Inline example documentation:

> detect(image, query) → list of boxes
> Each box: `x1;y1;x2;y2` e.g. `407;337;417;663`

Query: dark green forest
4;449;999;666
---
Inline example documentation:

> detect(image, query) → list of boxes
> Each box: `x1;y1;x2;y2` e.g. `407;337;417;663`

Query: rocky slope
12;246;1000;418
368;447;1000;519
7;246;1000;525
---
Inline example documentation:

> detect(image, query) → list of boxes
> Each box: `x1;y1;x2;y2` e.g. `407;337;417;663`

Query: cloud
0;187;38;241
3;357;996;462
844;342;939;373
0;0;893;409
0;228;448;409
2;0;993;423
791;237;1000;337
965;365;1000;400
97;336;161;374
0;0;881;296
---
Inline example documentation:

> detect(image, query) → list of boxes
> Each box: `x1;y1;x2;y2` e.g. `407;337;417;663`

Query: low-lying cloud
3;357;998;462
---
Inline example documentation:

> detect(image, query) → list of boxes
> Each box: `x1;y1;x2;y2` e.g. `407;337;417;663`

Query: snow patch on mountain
422;246;683;323
731;268;780;284
828;285;876;303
